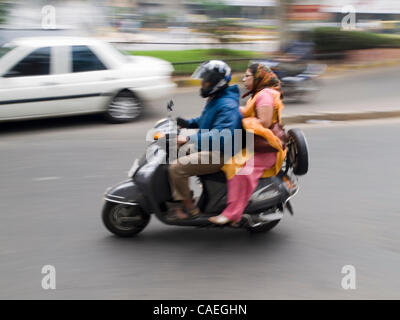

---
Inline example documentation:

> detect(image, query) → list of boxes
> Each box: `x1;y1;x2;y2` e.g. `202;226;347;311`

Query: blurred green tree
192;0;239;43
0;0;10;25
195;0;231;17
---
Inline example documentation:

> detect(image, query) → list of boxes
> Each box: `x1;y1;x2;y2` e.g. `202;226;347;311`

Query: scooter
254;59;327;103
102;101;309;237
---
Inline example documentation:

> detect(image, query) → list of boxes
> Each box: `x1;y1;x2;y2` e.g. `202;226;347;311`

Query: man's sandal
166;207;188;221
185;206;200;218
167;206;200;221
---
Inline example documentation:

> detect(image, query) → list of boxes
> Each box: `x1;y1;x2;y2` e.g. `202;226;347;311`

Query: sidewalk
173;51;400;87
173;49;400;124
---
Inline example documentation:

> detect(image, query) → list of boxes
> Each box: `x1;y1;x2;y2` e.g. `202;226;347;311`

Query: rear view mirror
167;100;174;112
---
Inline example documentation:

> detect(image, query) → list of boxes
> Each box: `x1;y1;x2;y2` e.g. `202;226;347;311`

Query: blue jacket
187;85;243;155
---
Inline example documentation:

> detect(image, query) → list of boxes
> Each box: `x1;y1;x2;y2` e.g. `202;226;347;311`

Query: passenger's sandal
208;214;234;225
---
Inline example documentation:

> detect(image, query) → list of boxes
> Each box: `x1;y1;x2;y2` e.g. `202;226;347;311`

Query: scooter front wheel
102;202;150;237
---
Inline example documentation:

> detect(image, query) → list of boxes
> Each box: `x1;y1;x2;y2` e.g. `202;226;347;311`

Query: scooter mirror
167;100;174;112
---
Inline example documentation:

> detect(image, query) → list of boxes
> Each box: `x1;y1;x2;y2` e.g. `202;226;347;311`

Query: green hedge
312;27;400;52
128;49;265;75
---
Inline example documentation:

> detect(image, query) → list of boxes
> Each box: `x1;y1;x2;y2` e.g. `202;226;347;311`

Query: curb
174;74;243;88
325;59;400;74
282;110;400;125
173;59;400;88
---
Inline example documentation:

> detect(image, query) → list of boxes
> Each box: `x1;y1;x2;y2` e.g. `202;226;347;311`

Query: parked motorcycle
254;59;326;103
102;101;309;237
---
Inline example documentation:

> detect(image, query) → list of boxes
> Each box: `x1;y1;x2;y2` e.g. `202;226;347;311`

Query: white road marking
32;177;62;181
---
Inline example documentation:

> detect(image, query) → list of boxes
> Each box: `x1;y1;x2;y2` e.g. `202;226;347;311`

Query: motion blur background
2;0;400;71
1;1;400;300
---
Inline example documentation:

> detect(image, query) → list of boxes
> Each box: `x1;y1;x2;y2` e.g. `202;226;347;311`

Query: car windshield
105;42;132;63
0;44;15;59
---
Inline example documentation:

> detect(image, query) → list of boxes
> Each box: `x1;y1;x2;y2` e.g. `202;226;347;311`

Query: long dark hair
243;63;282;99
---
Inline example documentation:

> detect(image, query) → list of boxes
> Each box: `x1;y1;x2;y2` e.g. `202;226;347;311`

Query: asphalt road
0;68;400;299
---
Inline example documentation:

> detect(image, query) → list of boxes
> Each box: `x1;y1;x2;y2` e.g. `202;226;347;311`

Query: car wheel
105;90;143;123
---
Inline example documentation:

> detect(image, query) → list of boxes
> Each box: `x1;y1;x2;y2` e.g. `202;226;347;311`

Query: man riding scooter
167;60;243;220
101;63;310;237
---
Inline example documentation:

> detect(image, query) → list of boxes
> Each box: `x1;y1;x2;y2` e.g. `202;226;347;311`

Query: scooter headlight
153;132;165;140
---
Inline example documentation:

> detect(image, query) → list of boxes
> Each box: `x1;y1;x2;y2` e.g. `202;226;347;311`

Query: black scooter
102;101;309;237
253;59;326;103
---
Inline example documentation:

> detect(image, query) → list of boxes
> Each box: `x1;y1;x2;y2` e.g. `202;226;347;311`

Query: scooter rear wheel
287;128;309;176
102;202;150;237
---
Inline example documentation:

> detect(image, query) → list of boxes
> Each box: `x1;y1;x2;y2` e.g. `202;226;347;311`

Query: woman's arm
256;106;273;129
255;91;274;128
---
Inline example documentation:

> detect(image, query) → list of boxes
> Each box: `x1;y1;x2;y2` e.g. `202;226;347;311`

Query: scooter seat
198;171;226;183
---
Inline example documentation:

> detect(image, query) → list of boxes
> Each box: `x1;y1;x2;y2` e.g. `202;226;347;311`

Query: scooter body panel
104;179;149;210
198;172;290;214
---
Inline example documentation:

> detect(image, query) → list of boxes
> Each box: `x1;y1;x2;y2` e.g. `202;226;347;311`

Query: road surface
0;67;399;299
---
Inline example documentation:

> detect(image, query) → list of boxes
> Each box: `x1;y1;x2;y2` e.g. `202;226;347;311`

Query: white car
0;37;176;123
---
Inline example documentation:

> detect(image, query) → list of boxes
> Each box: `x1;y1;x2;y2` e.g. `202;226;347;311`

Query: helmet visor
191;64;208;80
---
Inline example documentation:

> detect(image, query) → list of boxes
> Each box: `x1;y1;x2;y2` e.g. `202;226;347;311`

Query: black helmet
191;60;232;98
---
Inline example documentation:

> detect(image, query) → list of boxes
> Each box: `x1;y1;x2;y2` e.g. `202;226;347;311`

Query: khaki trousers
169;151;224;201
